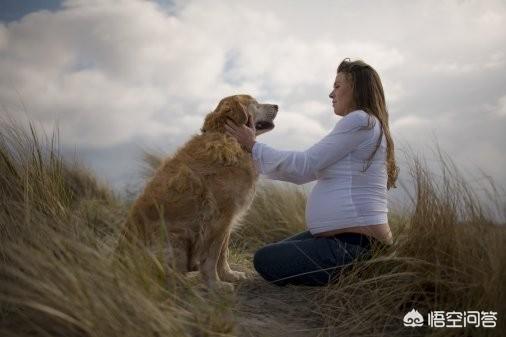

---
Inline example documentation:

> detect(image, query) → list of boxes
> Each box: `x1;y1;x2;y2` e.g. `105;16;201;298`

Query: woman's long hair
337;58;399;189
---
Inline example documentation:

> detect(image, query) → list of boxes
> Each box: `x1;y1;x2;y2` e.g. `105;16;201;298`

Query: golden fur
120;95;277;290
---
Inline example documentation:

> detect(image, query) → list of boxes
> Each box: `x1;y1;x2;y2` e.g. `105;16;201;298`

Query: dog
120;95;277;290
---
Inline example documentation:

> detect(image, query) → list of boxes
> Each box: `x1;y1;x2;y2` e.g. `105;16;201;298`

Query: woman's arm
251;142;317;184
227;111;374;185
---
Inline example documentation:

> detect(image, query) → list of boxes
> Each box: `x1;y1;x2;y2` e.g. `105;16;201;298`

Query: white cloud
259;111;328;150
391;115;428;129
475;11;503;26
296;100;329;118
0;0;505;191
495;95;506;117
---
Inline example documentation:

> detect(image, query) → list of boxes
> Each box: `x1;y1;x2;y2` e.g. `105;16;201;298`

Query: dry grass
0;119;237;337
230;179;307;253
314;151;506;337
1;119;504;337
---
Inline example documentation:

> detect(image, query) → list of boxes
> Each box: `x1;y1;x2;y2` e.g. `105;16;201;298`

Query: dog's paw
210;280;235;293
219;270;247;282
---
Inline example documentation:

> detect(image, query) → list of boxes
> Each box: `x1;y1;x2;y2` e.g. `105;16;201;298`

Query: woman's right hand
224;115;256;152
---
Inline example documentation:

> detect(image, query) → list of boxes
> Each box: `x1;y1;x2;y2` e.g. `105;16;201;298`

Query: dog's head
201;94;277;136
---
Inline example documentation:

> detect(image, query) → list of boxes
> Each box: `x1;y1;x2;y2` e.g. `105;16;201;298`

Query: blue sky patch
0;0;63;22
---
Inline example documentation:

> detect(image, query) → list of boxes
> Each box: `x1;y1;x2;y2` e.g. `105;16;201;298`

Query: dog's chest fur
230;184;256;230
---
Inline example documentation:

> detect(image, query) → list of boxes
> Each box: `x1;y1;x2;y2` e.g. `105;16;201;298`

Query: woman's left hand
225;115;256;152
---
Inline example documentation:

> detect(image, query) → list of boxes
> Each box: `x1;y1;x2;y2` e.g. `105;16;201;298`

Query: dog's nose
273;104;278;111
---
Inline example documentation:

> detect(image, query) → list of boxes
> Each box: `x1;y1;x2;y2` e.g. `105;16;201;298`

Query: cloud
391;115;427;129
495;95;506;117
0;0;413;148
0;23;6;49
0;0;505;192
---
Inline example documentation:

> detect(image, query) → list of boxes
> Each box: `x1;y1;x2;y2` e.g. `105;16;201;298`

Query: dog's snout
270;104;278;119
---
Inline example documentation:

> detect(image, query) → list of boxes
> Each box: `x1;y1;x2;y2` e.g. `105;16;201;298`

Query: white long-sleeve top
252;109;388;234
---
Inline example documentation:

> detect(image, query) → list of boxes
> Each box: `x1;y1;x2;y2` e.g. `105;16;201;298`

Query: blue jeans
253;230;386;286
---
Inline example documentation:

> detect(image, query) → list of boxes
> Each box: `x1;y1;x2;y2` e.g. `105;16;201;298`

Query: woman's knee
254;244;333;286
253;245;271;275
253;245;287;284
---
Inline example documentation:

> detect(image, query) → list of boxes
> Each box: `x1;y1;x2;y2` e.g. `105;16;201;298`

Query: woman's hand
225;115;256;152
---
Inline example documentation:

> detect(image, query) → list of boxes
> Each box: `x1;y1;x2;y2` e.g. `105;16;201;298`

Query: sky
0;0;505;212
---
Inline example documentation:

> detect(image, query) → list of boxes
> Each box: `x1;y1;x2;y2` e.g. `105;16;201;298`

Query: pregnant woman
225;58;398;286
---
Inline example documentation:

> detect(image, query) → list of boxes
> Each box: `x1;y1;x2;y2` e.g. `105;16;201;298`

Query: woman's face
329;72;355;116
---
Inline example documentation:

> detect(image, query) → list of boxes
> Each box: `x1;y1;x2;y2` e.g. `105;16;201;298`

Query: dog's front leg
200;220;234;291
217;229;246;282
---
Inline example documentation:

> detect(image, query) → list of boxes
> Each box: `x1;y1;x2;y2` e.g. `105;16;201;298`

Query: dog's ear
225;98;248;126
201;97;248;133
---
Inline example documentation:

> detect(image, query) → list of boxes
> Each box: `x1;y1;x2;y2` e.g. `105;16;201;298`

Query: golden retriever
120;95;277;290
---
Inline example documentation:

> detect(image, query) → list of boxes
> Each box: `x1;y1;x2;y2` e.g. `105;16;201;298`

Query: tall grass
0;119;236;337
315;150;506;337
1;118;504;337
230;179;307;253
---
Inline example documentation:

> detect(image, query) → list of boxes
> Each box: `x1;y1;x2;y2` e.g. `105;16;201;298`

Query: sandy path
234;270;325;337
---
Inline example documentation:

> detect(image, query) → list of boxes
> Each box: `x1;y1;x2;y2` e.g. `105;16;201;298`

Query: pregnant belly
306;179;391;245
306;179;356;224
